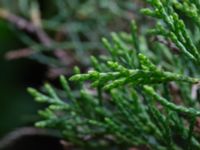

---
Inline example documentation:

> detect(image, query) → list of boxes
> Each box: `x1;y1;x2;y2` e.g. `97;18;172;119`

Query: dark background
0;20;44;137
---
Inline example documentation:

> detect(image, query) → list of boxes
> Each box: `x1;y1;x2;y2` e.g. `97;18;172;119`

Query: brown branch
5;48;34;60
0;8;52;46
191;83;200;100
153;36;180;54
1;8;83;78
0;127;74;150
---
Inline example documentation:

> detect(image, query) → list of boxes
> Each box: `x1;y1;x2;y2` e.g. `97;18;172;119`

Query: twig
153;36;180;54
0;8;51;46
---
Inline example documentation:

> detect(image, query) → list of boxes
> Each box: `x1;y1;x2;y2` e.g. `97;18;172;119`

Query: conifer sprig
141;0;200;63
29;0;200;149
70;53;199;91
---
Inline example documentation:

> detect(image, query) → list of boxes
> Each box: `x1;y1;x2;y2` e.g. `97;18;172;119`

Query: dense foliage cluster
28;0;200;149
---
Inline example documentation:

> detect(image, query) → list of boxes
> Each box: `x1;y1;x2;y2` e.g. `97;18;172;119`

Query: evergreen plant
29;0;200;149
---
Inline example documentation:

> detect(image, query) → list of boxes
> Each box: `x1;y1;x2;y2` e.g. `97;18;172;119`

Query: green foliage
29;0;200;149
